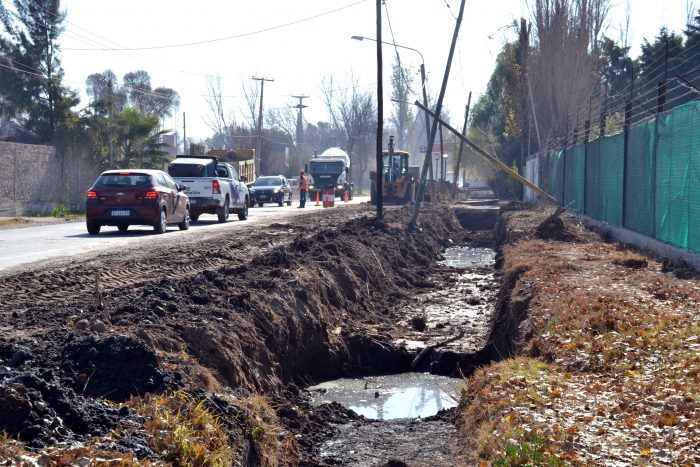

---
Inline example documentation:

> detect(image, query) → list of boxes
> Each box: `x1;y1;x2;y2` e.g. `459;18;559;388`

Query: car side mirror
178;184;188;192
241;175;247;182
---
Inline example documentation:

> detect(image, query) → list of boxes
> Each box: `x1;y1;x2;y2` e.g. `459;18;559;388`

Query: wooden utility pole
409;0;467;230
375;0;384;219
453;92;472;187
253;76;274;175
416;101;559;205
182;112;187;154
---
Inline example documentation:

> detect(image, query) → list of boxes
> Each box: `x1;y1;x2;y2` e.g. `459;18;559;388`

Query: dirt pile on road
0;204;469;461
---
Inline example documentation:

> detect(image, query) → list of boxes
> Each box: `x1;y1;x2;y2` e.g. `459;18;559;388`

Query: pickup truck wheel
117;225;128;232
154;208;167;234
178;207;190;230
287;194;292;206
277;197;284;207
86;222;101;235
217;198;230;223
238;200;249;220
190;213;199;222
349;187;353;200
258;202;263;207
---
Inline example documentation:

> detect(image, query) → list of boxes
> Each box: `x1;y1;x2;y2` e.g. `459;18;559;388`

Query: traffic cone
344;190;349;203
315;191;320;206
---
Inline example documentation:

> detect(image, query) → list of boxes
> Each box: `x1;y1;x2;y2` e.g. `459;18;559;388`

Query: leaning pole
409;0;467;230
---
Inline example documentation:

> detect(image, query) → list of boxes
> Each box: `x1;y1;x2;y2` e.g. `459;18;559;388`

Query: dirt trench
0;203;518;464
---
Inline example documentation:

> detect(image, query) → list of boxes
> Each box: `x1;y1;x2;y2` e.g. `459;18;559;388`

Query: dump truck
208;148;256;184
308;147;353;201
370;137;419;204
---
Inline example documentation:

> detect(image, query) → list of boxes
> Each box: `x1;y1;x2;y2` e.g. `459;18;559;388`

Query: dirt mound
0;333;165;449
1;204;468;455
62;335;166;402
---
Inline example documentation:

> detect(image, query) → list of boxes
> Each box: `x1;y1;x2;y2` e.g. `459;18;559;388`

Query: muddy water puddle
307;372;461;420
307;373;462;465
395;246;499;357
440;246;496;269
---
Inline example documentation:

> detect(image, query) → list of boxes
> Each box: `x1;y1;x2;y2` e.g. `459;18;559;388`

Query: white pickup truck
167;155;249;222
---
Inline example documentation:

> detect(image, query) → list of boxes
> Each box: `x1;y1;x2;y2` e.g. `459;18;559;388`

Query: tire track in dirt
0;208;373;313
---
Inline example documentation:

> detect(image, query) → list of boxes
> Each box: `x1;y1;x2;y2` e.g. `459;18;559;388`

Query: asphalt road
0;196;369;274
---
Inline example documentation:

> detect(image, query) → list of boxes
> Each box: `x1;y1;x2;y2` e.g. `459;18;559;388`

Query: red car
85;169;190;235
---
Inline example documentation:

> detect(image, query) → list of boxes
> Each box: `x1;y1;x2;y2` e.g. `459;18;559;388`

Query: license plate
259;195;268;199
112;209;129;216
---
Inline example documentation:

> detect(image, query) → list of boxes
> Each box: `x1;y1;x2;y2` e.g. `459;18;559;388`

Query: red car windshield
97;174;151;187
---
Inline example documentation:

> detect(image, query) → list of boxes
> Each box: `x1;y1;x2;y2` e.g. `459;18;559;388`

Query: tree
321;73;376;191
85;69;126;115
113;108;169;169
388;60;414;149
528;0;612;147
121;70;179;120
0;0;78;141
203;75;235;148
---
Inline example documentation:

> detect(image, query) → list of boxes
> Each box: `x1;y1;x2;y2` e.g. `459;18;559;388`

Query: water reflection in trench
440;246;496;269
307;372;461;420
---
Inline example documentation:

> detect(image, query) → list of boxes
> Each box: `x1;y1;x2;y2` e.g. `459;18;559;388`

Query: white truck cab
168;155;250;222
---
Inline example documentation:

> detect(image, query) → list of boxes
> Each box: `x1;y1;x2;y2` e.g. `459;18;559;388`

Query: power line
62;1;368;51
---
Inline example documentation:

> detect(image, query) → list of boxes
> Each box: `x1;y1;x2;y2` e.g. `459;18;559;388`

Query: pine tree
0;0;77;141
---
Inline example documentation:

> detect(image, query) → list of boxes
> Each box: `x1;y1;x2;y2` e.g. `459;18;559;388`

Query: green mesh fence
599;133;624;226
538;152;550;194
528;100;700;255
654;102;700;251
624;119;656;237
549;150;565;203
563;145;585;212
584;139;601;219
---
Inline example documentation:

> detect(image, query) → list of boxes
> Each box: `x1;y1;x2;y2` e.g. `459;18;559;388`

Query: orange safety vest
299;175;309;191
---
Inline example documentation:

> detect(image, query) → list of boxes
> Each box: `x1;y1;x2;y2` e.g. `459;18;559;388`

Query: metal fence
531;99;700;253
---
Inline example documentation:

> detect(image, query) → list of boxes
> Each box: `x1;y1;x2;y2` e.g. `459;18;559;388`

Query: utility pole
292;95;309;173
375;0;384;219
182;112;187;155
253;76;274;175
409;0;466;229
453;92;472;187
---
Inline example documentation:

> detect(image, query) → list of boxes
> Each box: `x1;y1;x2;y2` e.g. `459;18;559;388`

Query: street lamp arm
350;35;424;67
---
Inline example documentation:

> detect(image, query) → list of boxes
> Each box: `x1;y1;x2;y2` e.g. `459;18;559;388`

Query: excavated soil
0;204;499;464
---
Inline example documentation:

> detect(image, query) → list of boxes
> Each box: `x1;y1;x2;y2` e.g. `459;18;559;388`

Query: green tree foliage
82;69;180;170
470;42;523;175
0;0;78;141
87;69;179;121
85;69;127;115
599;36;635;97
113;108;170;169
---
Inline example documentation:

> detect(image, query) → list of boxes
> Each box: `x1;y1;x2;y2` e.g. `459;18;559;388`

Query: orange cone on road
344;190;349;203
315;191;320;206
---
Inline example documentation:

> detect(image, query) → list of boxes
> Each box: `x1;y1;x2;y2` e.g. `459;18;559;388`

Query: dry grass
460;212;700;465
127;390;235;466
0;390;296;466
238;393;299;467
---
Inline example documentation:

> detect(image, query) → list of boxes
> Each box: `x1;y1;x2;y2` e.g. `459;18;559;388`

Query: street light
351;35;433;192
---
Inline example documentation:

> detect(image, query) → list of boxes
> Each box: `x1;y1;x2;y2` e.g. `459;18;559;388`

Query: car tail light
144;190;158;199
212;180;221;194
87;189;97;199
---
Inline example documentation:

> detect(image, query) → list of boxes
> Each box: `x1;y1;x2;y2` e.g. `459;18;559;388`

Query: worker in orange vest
298;170;309;208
